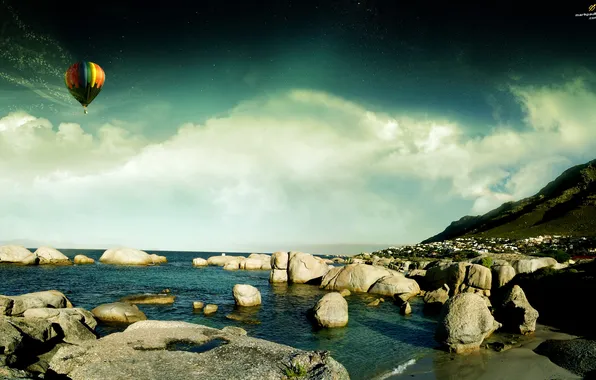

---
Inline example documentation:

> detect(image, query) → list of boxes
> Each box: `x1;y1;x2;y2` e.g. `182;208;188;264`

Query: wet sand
382;324;581;380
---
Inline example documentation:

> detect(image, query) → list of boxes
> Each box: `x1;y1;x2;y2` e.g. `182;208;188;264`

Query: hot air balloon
64;61;105;114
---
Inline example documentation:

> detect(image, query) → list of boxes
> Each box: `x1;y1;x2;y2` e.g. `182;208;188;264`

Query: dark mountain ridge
422;158;596;243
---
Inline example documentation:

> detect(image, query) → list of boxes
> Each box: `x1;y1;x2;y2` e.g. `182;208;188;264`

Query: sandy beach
384;324;581;380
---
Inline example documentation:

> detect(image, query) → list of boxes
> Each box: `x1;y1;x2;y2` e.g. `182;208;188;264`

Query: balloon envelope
64;61;105;112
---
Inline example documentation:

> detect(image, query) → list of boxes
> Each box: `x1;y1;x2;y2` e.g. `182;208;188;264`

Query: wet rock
193;302;204;310
91;302;147;324
203;304;218;315
400;302;412;315
120;293;176;305
312;292;348;328
435;293;502;353
339;289;351;297
74;255;95;264
233;284;261;307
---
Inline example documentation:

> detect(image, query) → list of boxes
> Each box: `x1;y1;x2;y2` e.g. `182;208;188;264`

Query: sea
0;249;442;380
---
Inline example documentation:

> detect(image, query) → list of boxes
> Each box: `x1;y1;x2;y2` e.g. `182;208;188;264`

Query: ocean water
0;250;440;380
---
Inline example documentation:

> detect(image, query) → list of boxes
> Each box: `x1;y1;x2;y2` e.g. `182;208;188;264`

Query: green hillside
422;158;596;243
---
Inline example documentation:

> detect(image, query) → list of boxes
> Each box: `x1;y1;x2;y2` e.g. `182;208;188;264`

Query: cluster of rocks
369;235;596;260
1;290;349;380
193;253;273;271
0;245;168;267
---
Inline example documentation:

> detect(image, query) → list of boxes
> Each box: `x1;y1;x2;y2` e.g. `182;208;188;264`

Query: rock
203;304;218;315
512;258;557;274
6;290;73;316
91;302;147;323
367;299;381;307
57;313;97;344
34;247;71;265
223;259;243;271
74;255;95;264
407;269;427;278
23;307;97;331
426;262;469;295
494;285;538;335
423;286;450;314
0;318;24;354
233;284;261;307
492;264;516;288
465;264;492;290
312;293;348;328
287;252;330;284
320;264;397;293
120;294;176;304
400;302;412;315
244;258;265;270
193;302;204;310
368;274;420;302
0;245;37;265
435;293;502;353
149;254;168;264
99;248;162;266
48;320;350;380
192;258;208;266
339;289;351;297
207;255;245;266
534;338;596;377
269;269;288;283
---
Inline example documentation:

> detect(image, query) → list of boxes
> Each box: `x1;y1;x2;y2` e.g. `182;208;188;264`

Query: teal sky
0;1;595;253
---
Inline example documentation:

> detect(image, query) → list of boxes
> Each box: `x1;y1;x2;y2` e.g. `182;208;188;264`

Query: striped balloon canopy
64;61;105;114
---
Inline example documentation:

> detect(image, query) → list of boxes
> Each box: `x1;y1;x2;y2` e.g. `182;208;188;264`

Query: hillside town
369;235;596;260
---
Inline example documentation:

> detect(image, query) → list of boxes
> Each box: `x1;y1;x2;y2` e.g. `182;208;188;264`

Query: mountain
422;158;596;243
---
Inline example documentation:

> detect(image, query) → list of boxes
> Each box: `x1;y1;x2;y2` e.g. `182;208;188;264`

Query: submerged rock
312;292;348;328
120;293;176;305
435;293;502;353
48;320;350;380
74;255;95;264
91;302;147;323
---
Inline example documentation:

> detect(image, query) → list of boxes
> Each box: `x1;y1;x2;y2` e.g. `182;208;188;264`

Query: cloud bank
1;78;595;252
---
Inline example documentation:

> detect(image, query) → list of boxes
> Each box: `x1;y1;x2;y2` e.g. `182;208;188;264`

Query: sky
0;0;595;253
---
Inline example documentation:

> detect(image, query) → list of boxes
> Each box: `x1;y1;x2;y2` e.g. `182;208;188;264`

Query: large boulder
512;258;557;274
90;302;147;323
435;293;502;353
34;247;71;265
321;264;395;293
74;255;95;265
287;252;330;284
423;285;450;314
99;248;162;266
271;251;289;270
0;318;24;354
22;308;97;344
207;255;245;266
425;262;469;295
2;290;73;316
464;264;492;290
494;285;538;335
192;258;208;267
0;245;38;265
269;269;288;283
48;320;350;380
368;274;420;302
492;264;516;288
233;285;261;307
534;338;596;378
312;293;348;328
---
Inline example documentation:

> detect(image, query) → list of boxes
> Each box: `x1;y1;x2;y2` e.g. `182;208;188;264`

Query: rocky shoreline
2;238;596;379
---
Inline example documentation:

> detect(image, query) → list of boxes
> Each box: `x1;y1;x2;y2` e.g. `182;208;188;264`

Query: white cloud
0;78;595;251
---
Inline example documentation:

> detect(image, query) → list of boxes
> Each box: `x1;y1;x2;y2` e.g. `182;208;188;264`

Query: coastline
377;324;581;380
